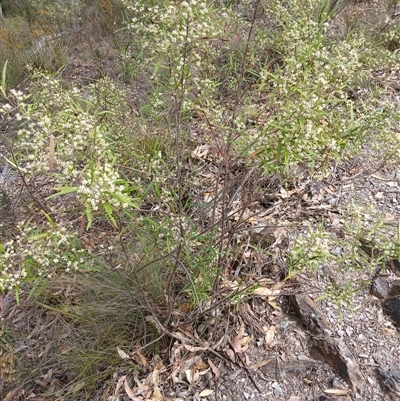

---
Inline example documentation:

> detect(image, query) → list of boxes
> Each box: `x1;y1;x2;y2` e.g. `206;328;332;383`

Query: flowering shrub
0;221;87;296
122;0;239;116
288;202;400;274
342;203;400;263
0;0;399;307
250;0;399;173
286;201;400;312
0;72;140;294
122;0;399;175
2;72;139;228
287;224;333;275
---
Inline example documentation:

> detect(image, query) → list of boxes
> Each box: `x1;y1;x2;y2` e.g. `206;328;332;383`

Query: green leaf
42;211;56;229
29;232;48;240
1;60;8;98
111;192;138;208
103;202;117;227
47;186;79;199
86;203;93;229
28;275;50;302
14;287;20;306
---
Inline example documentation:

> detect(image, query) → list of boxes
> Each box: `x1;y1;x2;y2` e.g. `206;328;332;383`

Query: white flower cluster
288;227;333;273
78;161;132;211
4;72;135;216
0;222;86;292
122;0;238;110
343;203;400;262
253;0;397;171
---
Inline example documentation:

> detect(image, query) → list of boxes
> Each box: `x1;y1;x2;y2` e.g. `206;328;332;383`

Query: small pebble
333;378;348;391
273;386;283;397
330;246;342;256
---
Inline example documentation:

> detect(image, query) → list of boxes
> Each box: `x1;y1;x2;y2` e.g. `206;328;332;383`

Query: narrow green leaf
29;233;48;240
42;211;56;229
14;287;20;306
86;203;93;229
103;202;117;227
1;60;8;98
46;186;79;199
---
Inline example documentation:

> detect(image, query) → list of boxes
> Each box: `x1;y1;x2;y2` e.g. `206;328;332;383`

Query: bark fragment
292;294;363;391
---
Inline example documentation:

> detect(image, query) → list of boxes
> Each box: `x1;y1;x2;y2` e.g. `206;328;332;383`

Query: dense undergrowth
0;0;400;399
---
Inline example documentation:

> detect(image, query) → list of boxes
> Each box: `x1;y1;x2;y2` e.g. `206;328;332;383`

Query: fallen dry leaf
253;287;273;297
230;323;251;352
207;359;220;380
324;388;349;395
144;371;153;386
117;347;130;360
192;144;210;159
286;397;301;401
226;347;235;362
183;344;208;352
152;368;160;385
135;349;150;369
281;188;290;198
237;323;245;339
5;389;21;401
124;379;141;401
198;368;210;376
268;299;278;308
134;376;150;395
155;358;165;370
185;369;199;384
204;191;213;202
239;335;252;347
230;336;243;353
264;325;276;348
273;281;286;291
253;286;281;307
152;386;163;401
329;212;341;226
194;360;209;370
249;359;273;370
114;375;126;396
199;389;214;397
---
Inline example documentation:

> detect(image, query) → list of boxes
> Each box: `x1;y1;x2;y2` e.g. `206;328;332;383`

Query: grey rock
371;277;390;299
